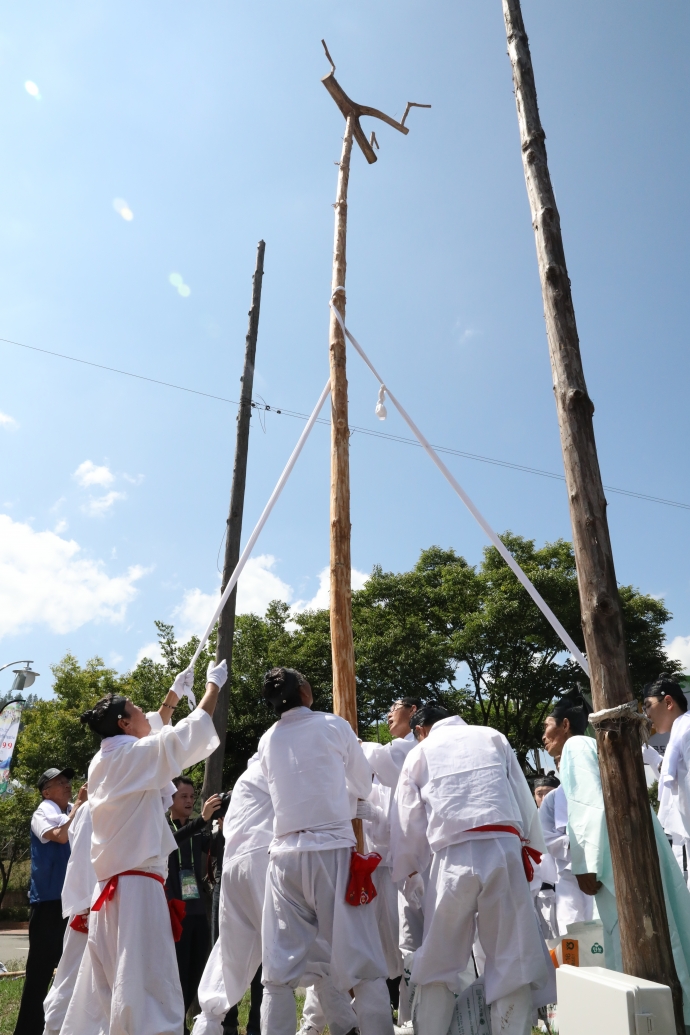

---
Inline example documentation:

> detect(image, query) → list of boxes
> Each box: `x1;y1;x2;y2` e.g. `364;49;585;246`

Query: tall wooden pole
501;3;683;1027
328;118;364;852
321;44;429;852
329;117;357;734
202;241;266;801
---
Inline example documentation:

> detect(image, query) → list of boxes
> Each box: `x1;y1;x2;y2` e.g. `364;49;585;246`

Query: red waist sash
92;869;186;942
467;824;542;882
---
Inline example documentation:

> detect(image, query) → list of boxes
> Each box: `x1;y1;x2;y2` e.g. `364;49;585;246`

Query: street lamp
0;660;40;697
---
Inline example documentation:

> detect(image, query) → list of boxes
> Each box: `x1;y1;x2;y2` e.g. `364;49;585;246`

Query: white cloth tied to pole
329;294;589;678
186;379;331;671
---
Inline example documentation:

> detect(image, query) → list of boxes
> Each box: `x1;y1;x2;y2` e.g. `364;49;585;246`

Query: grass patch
0;963;26;1035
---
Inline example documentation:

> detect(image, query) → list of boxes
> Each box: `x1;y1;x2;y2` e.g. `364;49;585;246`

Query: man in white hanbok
193;753;357;1035
63;660;225;1035
43;790;98;1035
258;667;393;1035
361;697;422;1002
644;673;690;881
392;706;551;1035
536;769;593;936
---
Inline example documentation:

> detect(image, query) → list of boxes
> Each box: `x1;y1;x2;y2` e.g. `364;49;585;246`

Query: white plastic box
556;964;675;1035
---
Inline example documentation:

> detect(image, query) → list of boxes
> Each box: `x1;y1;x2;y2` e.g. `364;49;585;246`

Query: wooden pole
501;3;684;1028
329;117;357;733
328;118;364;851
202;241;266;801
321;43;429;854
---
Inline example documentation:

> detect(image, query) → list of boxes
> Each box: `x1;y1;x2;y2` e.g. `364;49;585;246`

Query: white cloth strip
187;379;332;671
329;300;590;678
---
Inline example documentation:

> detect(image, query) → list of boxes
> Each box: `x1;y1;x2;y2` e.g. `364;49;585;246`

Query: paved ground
0;931;29;967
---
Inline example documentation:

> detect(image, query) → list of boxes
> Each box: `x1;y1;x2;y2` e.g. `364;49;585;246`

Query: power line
3;334;689;512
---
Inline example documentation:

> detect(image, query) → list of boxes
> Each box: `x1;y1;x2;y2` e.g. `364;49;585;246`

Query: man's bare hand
575;872;602;896
74;783;88;807
201;794;222;822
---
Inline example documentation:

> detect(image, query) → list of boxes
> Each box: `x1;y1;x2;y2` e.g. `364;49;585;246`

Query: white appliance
556;965;675;1035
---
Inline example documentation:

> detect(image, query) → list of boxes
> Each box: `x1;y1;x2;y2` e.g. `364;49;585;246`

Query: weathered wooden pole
328;117;358;739
321;43;429;851
501;3;683;1027
202;241;265;801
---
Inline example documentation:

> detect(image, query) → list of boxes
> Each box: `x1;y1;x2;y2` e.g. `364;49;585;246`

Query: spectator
14;767;87;1035
166;776;221;1028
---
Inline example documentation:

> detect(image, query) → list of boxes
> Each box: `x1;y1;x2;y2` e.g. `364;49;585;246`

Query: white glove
206;658;228;689
171;669;196;709
356;799;383;823
403;873;425;910
642;744;663;774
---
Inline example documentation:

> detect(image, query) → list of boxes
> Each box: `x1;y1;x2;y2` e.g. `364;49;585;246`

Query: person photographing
166;777;222;1026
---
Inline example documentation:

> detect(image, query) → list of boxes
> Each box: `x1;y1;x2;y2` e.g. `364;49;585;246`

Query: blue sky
0;0;688;699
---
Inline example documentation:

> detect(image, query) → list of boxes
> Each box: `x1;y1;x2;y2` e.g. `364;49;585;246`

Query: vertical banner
0;700;24;795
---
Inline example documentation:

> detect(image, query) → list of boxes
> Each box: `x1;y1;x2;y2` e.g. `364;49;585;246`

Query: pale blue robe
560;734;690;1022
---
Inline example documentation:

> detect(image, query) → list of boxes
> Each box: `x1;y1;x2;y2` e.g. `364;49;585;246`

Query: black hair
263;667;307;716
411;702;450;731
398;696;424;711
549;691;592;736
80;694;131;739
643;673;688;714
534;773;560;790
173;775;195;790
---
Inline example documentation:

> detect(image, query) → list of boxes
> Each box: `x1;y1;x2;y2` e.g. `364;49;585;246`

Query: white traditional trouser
60;935;111;1035
193;850;359;1035
372;865;403;980
554;865;593;935
411;838;550;1008
64;872;183;1035
43;920;89;1035
262;847;393;1035
300;983;360;1035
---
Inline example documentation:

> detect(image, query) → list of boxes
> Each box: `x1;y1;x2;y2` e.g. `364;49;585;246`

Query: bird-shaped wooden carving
321;40;430;164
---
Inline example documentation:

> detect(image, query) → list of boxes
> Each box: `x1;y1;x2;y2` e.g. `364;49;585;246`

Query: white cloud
74;460;115;488
667;635;690;673
136;641;163;665
173;555;294;639
172;557;370;642
84;491;126;517
0;411;18;429
53;519;68;534
0;513;146;638
293;565;369;613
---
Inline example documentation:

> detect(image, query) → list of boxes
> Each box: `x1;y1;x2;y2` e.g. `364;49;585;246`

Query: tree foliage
0;787;39;906
12;534;681;790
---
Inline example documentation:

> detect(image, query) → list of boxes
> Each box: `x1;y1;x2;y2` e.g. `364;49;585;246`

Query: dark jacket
165;816;211;917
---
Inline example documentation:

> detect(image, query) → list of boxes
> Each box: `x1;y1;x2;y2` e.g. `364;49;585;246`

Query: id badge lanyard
178;841;200;901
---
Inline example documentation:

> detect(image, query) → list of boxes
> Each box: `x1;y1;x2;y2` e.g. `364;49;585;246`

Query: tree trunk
501;2;683;1028
202;241;266;801
328;118;364;852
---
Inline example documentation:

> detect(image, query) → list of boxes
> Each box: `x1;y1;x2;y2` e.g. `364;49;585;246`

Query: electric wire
2;335;689;512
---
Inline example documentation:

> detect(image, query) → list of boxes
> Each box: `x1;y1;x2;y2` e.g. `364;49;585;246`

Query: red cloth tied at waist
467;824;542;882
69;912;89;934
91;869;187;942
346;850;382;906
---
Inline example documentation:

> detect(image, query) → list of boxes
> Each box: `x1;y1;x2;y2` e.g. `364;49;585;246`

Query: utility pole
501;3;683;1029
202;241;265;801
321;42;428;850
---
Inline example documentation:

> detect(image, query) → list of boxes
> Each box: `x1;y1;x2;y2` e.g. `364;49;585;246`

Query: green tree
17;533;680;793
0;787;39;906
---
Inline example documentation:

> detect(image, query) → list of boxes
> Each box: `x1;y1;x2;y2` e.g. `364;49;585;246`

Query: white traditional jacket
258;706;372;853
391;716;545;882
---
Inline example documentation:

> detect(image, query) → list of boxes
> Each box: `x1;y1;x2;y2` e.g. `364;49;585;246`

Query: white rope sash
329;292;590;678
185;379;332;682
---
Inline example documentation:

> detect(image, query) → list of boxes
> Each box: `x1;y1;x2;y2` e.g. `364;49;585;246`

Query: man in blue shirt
14;766;86;1035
